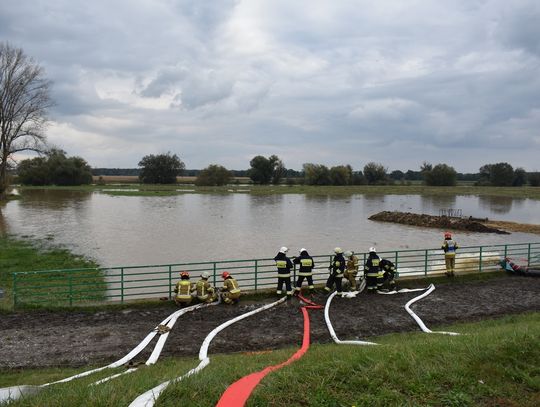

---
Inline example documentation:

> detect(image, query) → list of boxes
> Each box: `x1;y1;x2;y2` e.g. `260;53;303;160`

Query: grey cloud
496;2;540;56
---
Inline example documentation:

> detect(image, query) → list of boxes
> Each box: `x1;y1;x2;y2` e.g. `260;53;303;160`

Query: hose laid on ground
216;306;312;407
324;291;378;346
129;297;287;407
376;287;428;295
93;299;220;385
0;301;211;404
405;284;460;336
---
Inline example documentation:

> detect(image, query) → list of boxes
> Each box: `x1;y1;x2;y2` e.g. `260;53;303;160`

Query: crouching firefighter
343;250;359;291
324;247;345;296
195;271;217;303
379;258;397;290
220;272;241;304
274;246;293;297
174;271;194;306
364;247;381;293
293;248;315;295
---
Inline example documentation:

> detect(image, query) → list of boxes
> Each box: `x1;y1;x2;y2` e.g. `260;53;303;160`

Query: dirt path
0;275;539;369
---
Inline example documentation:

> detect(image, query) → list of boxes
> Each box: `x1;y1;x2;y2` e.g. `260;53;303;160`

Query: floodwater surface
2;190;540;267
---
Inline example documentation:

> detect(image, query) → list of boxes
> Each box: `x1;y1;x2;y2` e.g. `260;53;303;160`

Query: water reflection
421;195;457;215
478;196;513;215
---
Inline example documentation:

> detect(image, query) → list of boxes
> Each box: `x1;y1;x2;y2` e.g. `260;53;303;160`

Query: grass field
13;182;540;199
1;312;538;406
0;236;103;312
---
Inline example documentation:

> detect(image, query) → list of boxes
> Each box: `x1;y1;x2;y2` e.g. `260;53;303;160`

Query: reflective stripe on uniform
300;259;313;267
276;260;287;268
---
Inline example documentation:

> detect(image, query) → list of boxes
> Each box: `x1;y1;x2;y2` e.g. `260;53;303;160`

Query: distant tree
303;163;331;185
528;172;540;187
351;171;367;185
17;149;92;186
389;170;405;181
405;170;422;181
478;162;514;186
422;163;457;186
329;165;353;185
138;152;184;184
363;162;388;185
512;167;527;187
0;43;53;198
195;164;232;186
248;155;287;184
420;161;433;173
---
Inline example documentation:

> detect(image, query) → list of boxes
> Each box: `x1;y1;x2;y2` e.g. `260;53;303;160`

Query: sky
1;0;539;172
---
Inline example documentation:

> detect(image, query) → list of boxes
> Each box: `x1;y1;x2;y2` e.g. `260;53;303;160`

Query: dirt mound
369;211;510;234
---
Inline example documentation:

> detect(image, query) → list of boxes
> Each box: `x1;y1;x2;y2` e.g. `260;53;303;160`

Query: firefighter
343;250;359;291
324;247;345;296
221;272;241;304
274;246;293;297
174;271;194;306
293;248;315;295
195;271;217;303
379;258;397;290
441;232;458;277
364;247;381;293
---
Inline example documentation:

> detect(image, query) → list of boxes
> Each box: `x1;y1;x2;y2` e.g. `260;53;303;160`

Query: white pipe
129;297;287;407
405;284;460;336
324;292;377;346
377;287;428;295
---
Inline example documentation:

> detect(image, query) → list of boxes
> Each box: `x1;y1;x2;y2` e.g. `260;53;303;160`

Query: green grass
2;313;538;406
0;236;103;311
15;184;540;199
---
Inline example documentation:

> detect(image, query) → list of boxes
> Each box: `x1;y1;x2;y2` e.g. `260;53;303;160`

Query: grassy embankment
1;312;538;406
15;182;540;199
0;236;103;311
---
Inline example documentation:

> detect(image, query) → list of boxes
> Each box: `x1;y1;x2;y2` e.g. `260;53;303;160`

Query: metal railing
11;242;540;308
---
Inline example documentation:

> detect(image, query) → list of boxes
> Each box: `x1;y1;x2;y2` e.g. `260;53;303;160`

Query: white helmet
201;271;209;279
369;247;376;253
344;250;353;257
334;247;343;254
279;246;288;254
299;248;307;253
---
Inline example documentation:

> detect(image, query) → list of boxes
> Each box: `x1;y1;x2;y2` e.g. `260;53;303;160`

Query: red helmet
444;232;452;239
221;271;230;279
180;271;190;278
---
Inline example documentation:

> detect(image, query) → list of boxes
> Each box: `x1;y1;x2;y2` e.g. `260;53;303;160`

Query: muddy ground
0;275;539;369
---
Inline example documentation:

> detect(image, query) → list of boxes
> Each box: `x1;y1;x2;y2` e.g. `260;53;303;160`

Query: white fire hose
129;296;287;407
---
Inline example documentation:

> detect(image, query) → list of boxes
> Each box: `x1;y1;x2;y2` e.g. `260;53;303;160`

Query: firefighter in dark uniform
274;246;293;296
293;248;315;295
221;272;241;304
324;247;345;296
174;271;194;305
379;258;397;290
441;232;458;277
364;247;381;293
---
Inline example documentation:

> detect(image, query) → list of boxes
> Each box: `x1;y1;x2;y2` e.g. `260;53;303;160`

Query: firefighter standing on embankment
274;246;294;297
293;248;315;295
195;271;217;303
221;272;241;304
324;247;345;296
441;232;458;277
364;247;381;293
343;250;359;291
174;271;194;306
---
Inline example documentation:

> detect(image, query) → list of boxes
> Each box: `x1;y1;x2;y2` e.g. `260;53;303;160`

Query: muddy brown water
1;275;538;369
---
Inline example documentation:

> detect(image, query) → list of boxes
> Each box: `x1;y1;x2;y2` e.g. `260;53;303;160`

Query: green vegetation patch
2;313;538;406
0;236;103;311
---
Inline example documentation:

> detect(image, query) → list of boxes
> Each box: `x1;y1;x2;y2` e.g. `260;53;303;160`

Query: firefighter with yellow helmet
343;250;359;291
174;271;195;306
195;271;217;303
221;271;241;304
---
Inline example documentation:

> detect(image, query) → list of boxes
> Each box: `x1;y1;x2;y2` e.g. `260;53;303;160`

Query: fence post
424;250;428;276
504;244;508;259
12;273;17;309
121;268;124;304
254;260;258;291
527;243;531;267
69;273;73;306
479;246;483;273
395;251;399;276
213;263;217;288
168;266;172;300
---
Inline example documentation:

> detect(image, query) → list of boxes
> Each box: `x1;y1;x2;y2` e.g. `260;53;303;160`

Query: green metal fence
12;242;540;308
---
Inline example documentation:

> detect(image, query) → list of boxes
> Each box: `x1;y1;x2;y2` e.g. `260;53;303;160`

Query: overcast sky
1;0;539;172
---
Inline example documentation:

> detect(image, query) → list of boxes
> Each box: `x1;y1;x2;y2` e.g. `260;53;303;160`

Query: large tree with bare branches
0;43;52;198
